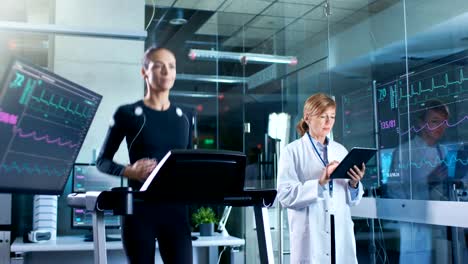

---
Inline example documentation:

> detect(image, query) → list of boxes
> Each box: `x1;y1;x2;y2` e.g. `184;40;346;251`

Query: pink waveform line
12;126;79;148
399;115;468;135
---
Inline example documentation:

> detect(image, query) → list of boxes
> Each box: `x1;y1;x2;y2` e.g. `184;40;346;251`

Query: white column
53;0;145;164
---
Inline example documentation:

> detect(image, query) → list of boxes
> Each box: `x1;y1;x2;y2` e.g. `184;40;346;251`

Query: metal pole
369;80;379;264
254;206;274;263
451;184;463;264
278;204;283;264
92;211;107;264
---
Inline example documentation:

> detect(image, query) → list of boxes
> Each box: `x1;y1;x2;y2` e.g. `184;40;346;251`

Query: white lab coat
277;135;364;264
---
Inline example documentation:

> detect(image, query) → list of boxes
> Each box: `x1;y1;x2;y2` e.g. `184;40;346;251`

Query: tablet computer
330;147;377;179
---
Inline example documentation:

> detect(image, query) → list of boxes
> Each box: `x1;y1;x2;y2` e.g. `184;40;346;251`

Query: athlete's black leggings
121;202;193;264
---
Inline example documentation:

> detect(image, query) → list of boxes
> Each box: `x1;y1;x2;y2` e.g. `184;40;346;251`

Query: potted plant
192;207;217;236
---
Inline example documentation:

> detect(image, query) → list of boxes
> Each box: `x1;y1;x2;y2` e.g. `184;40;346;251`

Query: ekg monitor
0;59;102;194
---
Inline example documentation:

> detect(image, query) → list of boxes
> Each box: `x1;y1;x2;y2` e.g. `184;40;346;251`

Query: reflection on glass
268;112;290;156
355;218;468;264
385;100;451;201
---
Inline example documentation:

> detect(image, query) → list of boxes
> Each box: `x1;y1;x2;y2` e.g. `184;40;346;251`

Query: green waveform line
28;104;89;126
0;162;66;177
399;68;468;100
30;90;93;119
398;156;468;170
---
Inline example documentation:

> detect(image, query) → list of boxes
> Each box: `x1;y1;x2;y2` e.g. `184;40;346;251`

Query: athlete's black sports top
96;100;193;190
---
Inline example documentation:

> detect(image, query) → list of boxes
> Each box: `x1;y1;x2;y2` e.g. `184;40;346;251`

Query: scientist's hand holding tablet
330;147;377;187
347;162;366;188
319;160;367;188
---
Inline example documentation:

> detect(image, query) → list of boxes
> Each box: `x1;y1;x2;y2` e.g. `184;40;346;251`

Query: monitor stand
83;232;121;242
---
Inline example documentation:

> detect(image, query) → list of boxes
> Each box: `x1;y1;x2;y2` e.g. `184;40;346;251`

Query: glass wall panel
378;1;468;263
237;1;330;262
391;0;468;202
325;0;468;263
327;1;408;264
328;0;406;194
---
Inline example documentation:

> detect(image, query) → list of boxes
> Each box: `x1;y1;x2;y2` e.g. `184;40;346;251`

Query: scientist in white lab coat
277;93;365;264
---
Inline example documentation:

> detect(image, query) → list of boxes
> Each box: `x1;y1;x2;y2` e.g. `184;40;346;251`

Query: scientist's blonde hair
296;93;336;137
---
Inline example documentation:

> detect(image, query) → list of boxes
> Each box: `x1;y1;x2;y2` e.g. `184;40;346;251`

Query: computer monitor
0;59;102;194
71;164;126;230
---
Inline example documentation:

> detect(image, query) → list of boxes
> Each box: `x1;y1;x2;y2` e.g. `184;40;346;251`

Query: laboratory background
0;0;467;263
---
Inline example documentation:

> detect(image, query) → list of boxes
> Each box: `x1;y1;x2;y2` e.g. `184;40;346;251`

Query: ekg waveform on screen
0;59;102;194
12;126;80;148
377;64;468;110
395;156;468;170
0;162;67;177
398;114;468;135
376;53;468;149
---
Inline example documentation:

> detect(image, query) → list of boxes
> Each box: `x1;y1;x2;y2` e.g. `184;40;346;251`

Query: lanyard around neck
307;132;334;197
307;132;328;167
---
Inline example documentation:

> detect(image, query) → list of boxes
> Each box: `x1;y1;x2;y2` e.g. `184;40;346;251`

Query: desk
11;234;245;264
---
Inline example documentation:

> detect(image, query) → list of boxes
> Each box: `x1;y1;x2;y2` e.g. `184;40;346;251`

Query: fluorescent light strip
170;91;216;98
177;73;246;84
0;21;146;40
188;49;298;65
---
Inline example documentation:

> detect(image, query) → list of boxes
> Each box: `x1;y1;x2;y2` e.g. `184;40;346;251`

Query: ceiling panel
277;28;318;47
223;27;276;47
223;36;263;48
367;0;400;13
174;0;224;11
340;10;373;25
262;2;316;18
278;0;323;5
240;27;276;39
328;7;356;22
304;6;356;22
219;0;273;15
332;0;371;10
249;15;294;29
196;23;241;36
286;19;328;33
206;12;255;26
303;6;327;20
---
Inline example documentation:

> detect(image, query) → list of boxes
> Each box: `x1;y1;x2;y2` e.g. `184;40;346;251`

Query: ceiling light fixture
188;49;298;66
177;73;246;84
169;9;187;26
